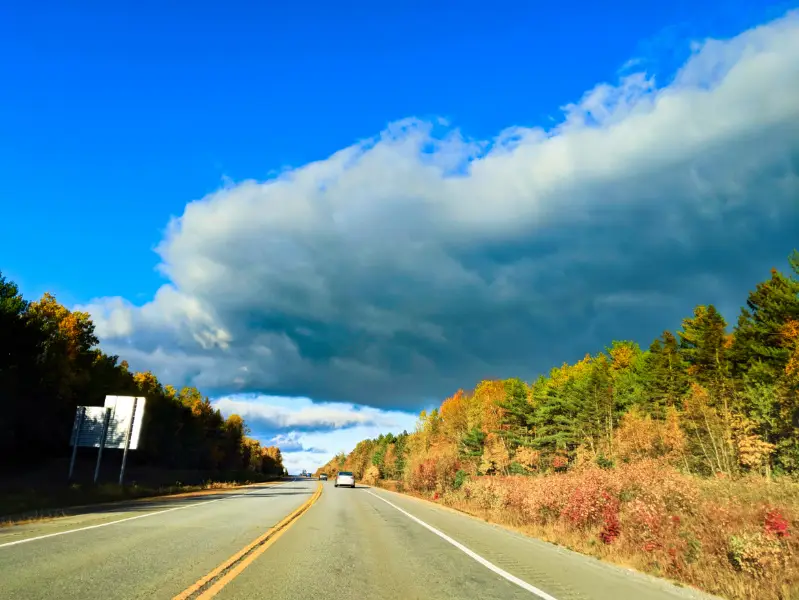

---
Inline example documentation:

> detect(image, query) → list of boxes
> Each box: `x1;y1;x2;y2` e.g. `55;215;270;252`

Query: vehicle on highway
320;474;328;480
335;471;355;488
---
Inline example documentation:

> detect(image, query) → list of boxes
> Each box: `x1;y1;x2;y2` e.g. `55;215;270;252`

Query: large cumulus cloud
213;395;415;433
80;12;799;409
210;396;419;474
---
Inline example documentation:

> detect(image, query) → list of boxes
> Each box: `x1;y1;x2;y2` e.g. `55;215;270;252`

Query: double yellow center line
173;482;323;600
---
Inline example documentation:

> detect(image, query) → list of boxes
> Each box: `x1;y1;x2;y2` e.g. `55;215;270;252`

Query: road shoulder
0;480;297;546
369;484;723;600
0;479;290;528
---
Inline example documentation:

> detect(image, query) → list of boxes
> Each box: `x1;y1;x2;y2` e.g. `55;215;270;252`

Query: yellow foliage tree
440;389;468;441
132;371;162;395
473;380;506;435
513;446;541;472
662;406;688;466
683;382;735;475
363;464;381;485
731;415;776;472
480;433;510;475
28;293;98;361
614;407;658;462
610;344;635;371
382;443;398;479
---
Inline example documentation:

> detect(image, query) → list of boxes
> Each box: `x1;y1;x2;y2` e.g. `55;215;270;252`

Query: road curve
0;479;721;600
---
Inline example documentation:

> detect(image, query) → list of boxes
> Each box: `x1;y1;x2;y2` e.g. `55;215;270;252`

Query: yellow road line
173;483;323;600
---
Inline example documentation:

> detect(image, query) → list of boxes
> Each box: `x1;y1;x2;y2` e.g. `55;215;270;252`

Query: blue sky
2;1;798;472
2;0;791;302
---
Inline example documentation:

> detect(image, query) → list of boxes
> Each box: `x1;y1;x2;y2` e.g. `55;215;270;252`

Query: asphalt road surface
0;479;720;600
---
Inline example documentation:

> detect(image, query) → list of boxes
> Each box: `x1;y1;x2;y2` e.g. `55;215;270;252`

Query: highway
0;478;719;600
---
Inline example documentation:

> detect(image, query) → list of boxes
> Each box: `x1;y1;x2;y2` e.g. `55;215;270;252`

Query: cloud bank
210;396;419;473
213;394;416;433
80;13;799;411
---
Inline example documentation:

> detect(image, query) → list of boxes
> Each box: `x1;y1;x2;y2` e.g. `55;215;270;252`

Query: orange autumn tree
440;389;469;442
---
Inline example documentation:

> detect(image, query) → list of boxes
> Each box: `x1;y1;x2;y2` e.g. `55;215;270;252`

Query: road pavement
0;478;721;600
0;481;313;599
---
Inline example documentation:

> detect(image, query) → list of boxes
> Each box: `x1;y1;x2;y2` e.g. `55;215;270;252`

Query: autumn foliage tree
0;274;282;477
318;251;799;486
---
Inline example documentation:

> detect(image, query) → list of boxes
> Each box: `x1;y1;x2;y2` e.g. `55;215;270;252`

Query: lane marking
367;490;559;600
173;482;323;600
0;498;231;549
0;481;294;549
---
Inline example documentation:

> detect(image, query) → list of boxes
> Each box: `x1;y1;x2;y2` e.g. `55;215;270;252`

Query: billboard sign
70;396;146;449
104;396;146;450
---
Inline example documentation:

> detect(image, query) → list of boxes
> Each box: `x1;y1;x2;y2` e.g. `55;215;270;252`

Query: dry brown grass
389;462;799;600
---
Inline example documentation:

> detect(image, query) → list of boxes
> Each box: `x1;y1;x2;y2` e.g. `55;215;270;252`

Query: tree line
0;276;284;477
317;252;799;485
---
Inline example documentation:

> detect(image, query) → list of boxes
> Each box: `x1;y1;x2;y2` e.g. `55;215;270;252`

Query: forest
0;275;284;483
316;252;799;600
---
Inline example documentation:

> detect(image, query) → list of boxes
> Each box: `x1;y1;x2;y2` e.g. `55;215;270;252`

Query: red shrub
440;461;798;600
600;499;622;544
764;509;790;539
411;458;438;492
643;541;659;553
561;469;621;528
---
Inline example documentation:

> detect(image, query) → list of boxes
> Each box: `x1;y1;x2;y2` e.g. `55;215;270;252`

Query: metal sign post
94;407;112;484
118;397;138;485
68;407;86;481
70;397;147;484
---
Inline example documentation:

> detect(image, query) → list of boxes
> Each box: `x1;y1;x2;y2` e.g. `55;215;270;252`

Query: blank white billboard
70;396;146;450
104;396;146;450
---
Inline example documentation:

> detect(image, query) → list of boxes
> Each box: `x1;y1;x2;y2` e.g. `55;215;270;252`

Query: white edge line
367;490;559;600
0;480;295;549
0;498;227;548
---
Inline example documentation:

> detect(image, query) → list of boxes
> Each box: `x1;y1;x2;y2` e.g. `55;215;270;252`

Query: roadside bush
405;448;461;494
432;461;799;600
727;531;784;576
453;469;469;490
362;464;381;486
407;457;437;492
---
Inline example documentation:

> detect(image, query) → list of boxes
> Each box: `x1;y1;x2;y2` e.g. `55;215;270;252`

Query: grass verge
378;462;799;600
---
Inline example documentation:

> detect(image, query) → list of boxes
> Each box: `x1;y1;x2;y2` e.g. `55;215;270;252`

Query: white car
320;474;328;481
335;471;355;488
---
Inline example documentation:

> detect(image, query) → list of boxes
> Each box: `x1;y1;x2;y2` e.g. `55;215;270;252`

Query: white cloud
78;11;799;408
212;394;415;431
211;395;419;474
263;432;306;452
